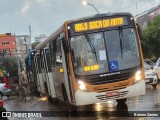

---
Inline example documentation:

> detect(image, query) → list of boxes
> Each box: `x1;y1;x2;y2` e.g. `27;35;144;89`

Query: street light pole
82;1;100;14
87;3;100;14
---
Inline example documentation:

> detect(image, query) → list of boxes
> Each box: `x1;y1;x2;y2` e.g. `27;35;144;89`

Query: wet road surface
3;82;160;120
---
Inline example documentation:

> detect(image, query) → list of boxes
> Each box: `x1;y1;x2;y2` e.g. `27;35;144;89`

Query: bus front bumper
74;80;145;106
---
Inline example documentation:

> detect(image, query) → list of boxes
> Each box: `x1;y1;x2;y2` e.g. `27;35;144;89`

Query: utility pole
82;1;100;14
28;25;33;97
29;25;32;51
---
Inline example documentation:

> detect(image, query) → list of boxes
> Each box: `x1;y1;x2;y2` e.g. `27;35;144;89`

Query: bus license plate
106;91;119;97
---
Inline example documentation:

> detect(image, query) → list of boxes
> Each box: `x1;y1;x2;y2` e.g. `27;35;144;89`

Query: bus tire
70;105;78;111
62;84;68;102
35;91;40;97
52;98;59;104
116;98;127;104
48;96;52;102
44;82;52;102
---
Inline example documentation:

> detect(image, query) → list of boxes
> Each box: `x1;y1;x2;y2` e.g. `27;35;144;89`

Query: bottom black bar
0;111;160;117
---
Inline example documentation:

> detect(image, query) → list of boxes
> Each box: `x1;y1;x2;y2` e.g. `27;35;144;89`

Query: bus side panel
37;74;45;93
43;49;56;98
52;66;63;100
41;51;51;96
48;72;56;98
35;55;45;94
34;56;41;93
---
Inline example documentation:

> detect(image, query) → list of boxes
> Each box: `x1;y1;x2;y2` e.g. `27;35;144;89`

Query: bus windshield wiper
83;32;98;64
119;27;123;59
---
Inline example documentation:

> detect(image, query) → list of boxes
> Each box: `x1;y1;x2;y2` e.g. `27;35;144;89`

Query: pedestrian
17;71;28;100
3;74;9;86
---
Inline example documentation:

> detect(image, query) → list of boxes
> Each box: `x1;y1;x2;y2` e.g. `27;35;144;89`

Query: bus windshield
70;28;141;75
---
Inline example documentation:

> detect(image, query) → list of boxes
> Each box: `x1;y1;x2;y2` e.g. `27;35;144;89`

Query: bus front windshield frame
70;28;141;76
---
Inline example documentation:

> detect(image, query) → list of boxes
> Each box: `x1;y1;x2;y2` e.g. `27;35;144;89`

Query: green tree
32;42;41;49
142;15;160;60
0;57;18;78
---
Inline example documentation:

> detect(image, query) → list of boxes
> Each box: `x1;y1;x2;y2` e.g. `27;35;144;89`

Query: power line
115;0;159;12
130;1;160;14
115;0;140;12
114;0;160;17
117;0;160;11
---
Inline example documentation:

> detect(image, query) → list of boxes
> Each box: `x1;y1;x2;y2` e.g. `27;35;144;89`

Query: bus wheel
44;82;52;102
116;98;127;105
53;98;59;104
48;96;52;102
62;85;68;102
35;91;40;97
69;104;78;111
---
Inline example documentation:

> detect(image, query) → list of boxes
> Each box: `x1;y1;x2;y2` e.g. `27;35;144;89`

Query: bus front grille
87;72;133;85
96;91;129;101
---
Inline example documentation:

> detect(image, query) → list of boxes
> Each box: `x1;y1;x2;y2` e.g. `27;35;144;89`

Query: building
0;33;16;57
136;5;160;29
16;35;31;74
16;35;31;68
35;34;47;42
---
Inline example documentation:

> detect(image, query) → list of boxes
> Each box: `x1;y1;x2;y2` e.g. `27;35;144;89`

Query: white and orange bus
26;12;145;106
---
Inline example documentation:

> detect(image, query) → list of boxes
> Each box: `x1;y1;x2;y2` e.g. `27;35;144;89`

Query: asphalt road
2;82;160;120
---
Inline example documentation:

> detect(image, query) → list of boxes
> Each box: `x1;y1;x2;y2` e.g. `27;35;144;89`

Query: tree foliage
32;42;41;49
142;15;160;59
0;57;18;78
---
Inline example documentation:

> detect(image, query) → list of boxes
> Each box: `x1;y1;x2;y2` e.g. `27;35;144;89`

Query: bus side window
40;50;44;69
55;39;62;66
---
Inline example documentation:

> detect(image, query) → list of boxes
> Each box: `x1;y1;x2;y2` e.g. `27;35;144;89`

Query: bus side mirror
136;24;144;52
60;32;69;54
136;23;142;40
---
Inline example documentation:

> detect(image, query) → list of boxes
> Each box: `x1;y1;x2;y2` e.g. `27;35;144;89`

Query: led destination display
73;17;128;32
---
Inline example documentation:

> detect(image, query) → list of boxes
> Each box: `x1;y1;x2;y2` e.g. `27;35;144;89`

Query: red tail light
4;84;9;88
0;100;3;107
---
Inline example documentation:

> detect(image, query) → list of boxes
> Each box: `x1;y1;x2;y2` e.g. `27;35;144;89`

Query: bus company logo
2;112;42;118
2;112;11;117
100;72;120;77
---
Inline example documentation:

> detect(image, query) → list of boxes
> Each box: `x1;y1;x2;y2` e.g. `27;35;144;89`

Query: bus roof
68;12;132;23
35;12;133;51
35;25;64;50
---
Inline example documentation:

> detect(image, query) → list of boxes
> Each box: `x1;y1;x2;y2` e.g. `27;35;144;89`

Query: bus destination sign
73;17;128;32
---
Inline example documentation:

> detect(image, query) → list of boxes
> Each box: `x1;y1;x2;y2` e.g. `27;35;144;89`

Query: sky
0;0;159;42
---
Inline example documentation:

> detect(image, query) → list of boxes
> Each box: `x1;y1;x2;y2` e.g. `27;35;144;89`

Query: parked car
0;83;12;99
144;62;158;88
153;61;160;80
144;59;156;69
156;57;160;64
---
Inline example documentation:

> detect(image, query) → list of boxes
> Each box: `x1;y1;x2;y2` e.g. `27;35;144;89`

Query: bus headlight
134;70;142;83
78;81;87;91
